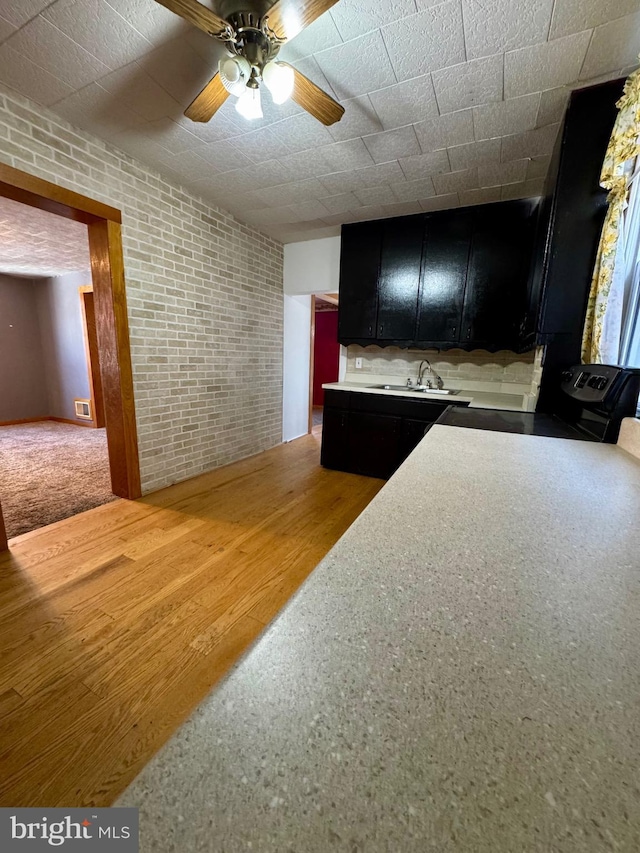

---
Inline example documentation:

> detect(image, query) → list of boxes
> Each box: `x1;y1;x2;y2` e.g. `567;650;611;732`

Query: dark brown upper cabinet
338;199;539;352
461;199;538;349
337;220;382;341
416;209;473;345
376;216;424;340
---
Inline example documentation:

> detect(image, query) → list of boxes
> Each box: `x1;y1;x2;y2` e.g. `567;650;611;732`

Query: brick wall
0;85;284;494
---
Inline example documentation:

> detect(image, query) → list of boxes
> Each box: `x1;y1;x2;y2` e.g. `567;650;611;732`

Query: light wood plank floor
0;432;383;807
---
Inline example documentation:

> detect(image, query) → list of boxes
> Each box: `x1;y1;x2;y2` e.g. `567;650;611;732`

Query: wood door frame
0;163;141;551
79;284;106;428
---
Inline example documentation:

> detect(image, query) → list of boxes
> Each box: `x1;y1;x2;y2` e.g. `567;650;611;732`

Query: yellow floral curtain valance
582;67;640;364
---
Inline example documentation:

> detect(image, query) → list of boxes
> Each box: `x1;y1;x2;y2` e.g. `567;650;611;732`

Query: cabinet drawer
323;390;351;410
350;392;448;421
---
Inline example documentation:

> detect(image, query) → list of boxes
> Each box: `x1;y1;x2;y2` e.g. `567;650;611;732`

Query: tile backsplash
346;345;544;401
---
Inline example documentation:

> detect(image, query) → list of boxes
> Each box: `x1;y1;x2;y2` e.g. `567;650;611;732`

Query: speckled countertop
117;427;640;852
322;380;529;411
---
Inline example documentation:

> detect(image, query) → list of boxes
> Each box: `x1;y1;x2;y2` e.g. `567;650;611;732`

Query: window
620;165;640;369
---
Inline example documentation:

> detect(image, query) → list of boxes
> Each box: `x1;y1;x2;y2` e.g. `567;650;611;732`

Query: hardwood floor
0;432;383;807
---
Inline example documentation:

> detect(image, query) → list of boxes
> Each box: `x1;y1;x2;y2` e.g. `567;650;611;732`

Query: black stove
436;364;640;443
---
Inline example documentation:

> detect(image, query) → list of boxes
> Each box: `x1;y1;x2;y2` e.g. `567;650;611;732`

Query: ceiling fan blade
153;0;229;37
287;66;344;126
265;0;339;41
185;73;230;122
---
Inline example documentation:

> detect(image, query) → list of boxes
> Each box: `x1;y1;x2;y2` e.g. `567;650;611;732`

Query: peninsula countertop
118;427;640;852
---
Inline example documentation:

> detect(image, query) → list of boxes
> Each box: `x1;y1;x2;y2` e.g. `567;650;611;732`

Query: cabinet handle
467;326;472;339
368;324;373;336
379;324;384;336
452;326;456;336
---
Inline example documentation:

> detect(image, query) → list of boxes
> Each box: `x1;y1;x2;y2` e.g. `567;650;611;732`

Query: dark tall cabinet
534;78;625;411
338;221;382;341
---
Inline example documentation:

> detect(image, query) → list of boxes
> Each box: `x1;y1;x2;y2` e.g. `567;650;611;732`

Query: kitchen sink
368;384;458;395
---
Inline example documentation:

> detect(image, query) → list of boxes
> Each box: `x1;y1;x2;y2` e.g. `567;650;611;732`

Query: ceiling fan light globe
219;55;251;97
236;86;263;120
263;61;295;105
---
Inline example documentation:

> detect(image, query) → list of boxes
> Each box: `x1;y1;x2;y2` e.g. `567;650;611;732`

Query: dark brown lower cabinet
321;391;469;479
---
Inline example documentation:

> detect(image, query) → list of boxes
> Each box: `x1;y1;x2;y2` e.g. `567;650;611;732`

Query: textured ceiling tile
478;158;528;187
315;31;396;100
501;178;545;200
537;87;570;126
55;83;151;137
355;160;407;188
501;123;560;162
463;0;555;60
354;185;396;206
504;31;592;98
318;138;375;172
399;149;451;180
242;160;292;189
392;175;436;201
382;3;466;81
156;149;210;180
0;44;75;106
320;192;361;214
362;125;421;164
527;155;551;179
321;211;361;226
354;204;386;220
0;0;51;27
279;13;343;61
380;201;423;217
7;17;113;89
288;200;332;221
0;14;16;43
369;75;439;131
256;178;328;206
191;169;257;195
318;160;405;195
274;112;334;154
329;0;418;42
137;37;219;107
459;186;502;206
448;138;501;170
277;149;336;181
236;127;293;164
97;62;183;121
0;196;89;277
473;93;540;140
420;193;459;211
433;168;479;194
414;110;474;152
432;54;504;114
550;0;640;40
328;95;383;142
42;0;154;69
105;0;190;46
176;112;242;143
193;137;254;170
580;13;640;80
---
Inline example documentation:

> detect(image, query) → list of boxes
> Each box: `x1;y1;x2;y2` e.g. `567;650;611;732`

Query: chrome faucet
417;359;444;390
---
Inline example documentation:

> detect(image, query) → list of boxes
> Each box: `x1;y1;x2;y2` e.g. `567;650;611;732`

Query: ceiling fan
154;0;345;126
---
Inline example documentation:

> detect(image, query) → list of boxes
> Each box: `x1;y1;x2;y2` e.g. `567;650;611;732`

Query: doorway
0;162;141;551
309;293;340;432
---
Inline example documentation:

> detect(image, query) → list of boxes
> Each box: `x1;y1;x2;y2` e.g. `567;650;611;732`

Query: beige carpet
0;421;117;540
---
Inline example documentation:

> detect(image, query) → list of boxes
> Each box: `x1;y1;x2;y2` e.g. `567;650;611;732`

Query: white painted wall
284;237;341;295
283;236;345;440
283;294;312;442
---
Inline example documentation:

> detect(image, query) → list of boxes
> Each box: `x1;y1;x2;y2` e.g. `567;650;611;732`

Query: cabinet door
399;418;432;463
320;408;350;471
376;215;424;340
417;209;473;343
338;222;381;341
462;201;536;349
348;412;400;479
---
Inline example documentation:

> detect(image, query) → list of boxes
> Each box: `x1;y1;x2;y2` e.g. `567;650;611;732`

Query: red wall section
313;311;339;406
